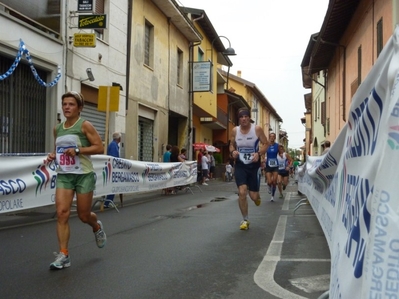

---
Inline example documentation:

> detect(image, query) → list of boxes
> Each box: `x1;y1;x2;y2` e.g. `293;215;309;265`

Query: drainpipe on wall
319;38;346;128
125;0;132;111
188;41;201;160
187;13;204;160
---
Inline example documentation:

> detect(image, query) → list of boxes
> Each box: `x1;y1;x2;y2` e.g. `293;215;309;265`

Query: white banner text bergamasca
0;155;197;214
298;26;399;298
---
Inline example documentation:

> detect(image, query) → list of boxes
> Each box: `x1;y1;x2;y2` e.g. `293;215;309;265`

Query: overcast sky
178;0;329;149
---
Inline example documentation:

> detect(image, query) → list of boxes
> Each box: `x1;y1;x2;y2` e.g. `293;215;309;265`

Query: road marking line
289;274;330;293
254;215;308;299
281;258;330;262
282;192;291;210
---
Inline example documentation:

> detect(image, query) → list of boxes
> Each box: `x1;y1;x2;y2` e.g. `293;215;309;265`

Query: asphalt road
0;178;330;299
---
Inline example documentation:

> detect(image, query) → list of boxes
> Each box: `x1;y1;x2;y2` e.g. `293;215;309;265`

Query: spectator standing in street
225;160;233;181
229;156;235;180
164;146;185;194
46;91;106;270
179;148;187;160
209;152;216;180
201;150;209;185
321;140;331;155
163;144;172;162
170;146;185;163
197;148;204;183
230;107;269;230
104;132;122;208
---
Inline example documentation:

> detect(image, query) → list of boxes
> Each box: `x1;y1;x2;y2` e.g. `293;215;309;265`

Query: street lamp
210;36;236;89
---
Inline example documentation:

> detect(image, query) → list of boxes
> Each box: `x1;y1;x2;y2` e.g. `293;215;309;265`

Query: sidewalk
0;176;303;229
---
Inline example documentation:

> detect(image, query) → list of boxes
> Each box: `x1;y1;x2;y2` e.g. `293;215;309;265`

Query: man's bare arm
256;125;269;155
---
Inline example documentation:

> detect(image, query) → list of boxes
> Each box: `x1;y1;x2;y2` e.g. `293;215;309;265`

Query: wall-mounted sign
98;86;120;112
78;0;93;12
78;14;107;29
193;61;212;92
73;33;96;47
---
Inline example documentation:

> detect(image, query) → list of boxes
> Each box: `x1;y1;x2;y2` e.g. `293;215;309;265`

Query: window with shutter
94;0;105;39
144;20;154;67
0;56;47;154
321;101;326;126
177;48;183;86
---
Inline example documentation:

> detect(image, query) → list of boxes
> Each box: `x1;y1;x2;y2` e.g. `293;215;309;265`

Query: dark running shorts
234;163;261;192
265;165;279;173
278;170;289;177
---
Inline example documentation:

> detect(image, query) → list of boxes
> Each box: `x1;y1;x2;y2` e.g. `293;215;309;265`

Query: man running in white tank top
229;108;269;230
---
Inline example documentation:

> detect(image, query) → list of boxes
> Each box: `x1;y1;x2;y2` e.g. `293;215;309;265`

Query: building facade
126;0;201;161
302;0;395;148
1;0;289;168
0;0;128;156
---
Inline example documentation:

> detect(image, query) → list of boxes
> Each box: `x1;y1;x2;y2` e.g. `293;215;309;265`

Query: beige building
0;0;128;155
182;7;237;160
221;70;283;141
301;33;327;156
126;0;201;161
302;0;394;147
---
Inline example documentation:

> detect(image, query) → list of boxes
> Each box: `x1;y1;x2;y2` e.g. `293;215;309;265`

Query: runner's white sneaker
49;252;70;270
95;220;107;248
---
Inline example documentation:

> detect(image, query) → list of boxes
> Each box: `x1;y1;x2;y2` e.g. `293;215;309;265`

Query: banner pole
101;86;111;212
104;86;111;154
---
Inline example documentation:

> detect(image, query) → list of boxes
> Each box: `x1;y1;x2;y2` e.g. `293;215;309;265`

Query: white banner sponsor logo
298;26;399;298
0;155;197;214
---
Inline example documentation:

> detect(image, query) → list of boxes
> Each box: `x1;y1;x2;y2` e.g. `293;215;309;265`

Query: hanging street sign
78;14;107;29
73;33;96;47
193;61;212;92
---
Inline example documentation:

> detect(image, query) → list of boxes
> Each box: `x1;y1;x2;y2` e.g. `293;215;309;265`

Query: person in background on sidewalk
104;132;122;208
163;144;172;162
225;159;233;181
46;91;107;270
277;145;292;199
205;151;211;182
201;150;210;185
265;132;279;202
209;152;216;179
229;156;235;180
196;148;204;183
165;146;186;194
321;140;331;155
230;107;268;230
179;148;187;160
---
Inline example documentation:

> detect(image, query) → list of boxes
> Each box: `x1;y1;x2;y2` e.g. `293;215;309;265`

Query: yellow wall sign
98;86;120;112
73;33;96;47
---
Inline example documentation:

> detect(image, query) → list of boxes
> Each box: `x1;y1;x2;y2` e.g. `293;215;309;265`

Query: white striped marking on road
254;193;330;298
254;215;308;299
289;274;330;293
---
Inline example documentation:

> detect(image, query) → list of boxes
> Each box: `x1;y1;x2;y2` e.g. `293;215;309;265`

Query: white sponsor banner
298;26;399;298
0;155;197;214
